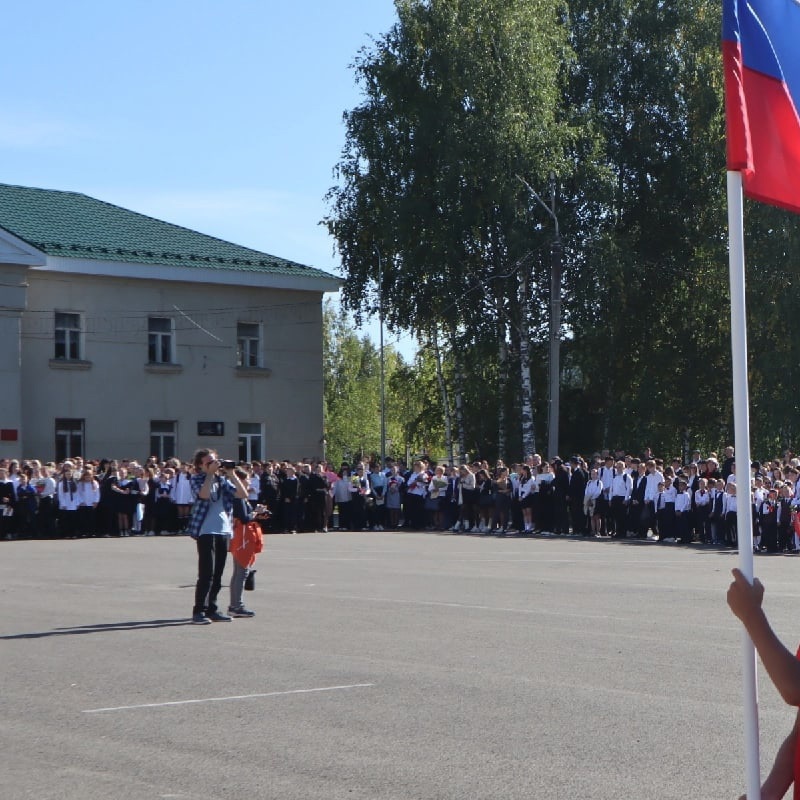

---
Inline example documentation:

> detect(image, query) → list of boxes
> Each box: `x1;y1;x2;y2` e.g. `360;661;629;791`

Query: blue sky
1;0;416;356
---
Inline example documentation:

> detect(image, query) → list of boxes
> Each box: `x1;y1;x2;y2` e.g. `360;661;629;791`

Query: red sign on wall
0;429;19;441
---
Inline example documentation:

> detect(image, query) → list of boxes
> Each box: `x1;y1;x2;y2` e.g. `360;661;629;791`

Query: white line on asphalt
82;682;375;714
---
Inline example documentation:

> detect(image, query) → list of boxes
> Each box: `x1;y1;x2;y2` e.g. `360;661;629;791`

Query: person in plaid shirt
187;449;247;625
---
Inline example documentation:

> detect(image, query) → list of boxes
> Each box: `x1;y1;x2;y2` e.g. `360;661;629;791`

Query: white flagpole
726;169;761;800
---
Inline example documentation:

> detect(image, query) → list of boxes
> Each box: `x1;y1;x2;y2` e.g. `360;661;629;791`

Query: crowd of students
1;445;799;552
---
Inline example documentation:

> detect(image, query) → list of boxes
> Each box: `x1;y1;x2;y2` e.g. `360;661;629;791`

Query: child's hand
727;568;765;624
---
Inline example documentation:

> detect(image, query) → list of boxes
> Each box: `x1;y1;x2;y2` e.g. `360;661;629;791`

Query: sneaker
207;610;233;622
451;524;461;532
192;612;212;625
228;606;255;618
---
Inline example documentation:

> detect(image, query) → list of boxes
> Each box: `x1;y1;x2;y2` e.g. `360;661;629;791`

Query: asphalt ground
2;531;798;800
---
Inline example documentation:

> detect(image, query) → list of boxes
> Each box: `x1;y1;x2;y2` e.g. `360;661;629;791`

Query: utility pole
548;174;562;462
517;174;562;461
375;247;386;468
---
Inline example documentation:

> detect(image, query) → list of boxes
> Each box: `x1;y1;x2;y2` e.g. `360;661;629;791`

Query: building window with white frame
238;422;263;462
236;322;261;368
55;418;84;461
150;420;177;462
148;317;174;364
54;312;82;360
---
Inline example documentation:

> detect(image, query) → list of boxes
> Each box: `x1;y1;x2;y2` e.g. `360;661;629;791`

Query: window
150;420;177;462
55;418;84;462
148;317;174;364
237;322;260;367
54;312;81;360
238;423;263;462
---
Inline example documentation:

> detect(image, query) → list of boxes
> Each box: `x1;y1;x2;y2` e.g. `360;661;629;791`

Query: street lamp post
547;174;562;462
518;174;562;461
375;247;387;468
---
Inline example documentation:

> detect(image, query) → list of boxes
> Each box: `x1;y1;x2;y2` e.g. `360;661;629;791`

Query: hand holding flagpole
723;1;800;796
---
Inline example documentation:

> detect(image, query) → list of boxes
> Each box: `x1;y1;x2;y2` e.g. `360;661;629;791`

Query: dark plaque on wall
197;421;224;437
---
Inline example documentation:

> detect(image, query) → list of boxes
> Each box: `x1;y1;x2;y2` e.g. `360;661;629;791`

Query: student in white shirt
56;465;80;539
693;477;711;544
723;482;739;548
673;480;692;544
583;468;604;536
517;465;537;534
76;466;101;537
609;461;632;538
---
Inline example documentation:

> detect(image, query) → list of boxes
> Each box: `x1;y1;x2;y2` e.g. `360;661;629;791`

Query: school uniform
674;490;692;544
694;487;711;543
709;488;725;545
568;467;588;535
583;479;602;516
56;477;80;538
76;480;100;537
723;492;738;547
752;487;766;546
758;498;779;552
609;472;632;538
536;473;555;533
643;470;665;537
629;472;647;537
598;465;615;533
778;497;793;551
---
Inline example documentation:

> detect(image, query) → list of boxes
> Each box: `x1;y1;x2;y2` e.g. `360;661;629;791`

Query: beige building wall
19;270;325;462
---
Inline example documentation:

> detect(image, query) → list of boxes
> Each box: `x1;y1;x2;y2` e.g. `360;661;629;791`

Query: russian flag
723;0;800;213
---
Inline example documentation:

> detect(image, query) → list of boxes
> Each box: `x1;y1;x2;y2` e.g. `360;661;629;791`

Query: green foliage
323;301;445;465
324;0;800;462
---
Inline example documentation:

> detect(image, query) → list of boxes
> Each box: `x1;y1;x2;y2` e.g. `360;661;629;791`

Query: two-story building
0;182;340;462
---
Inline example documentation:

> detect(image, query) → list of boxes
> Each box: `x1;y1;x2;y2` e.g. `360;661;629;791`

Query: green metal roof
0;182;337;281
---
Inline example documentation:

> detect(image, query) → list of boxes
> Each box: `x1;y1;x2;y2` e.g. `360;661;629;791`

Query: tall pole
726;170;760;800
548;174;562;462
517;174;561;461
375;247;387;468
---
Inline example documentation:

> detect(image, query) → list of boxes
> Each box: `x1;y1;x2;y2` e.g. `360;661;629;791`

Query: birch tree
326;0;575;460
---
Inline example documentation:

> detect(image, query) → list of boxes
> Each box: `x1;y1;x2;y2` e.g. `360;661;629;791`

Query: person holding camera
228;467;267;618
187;449;248;625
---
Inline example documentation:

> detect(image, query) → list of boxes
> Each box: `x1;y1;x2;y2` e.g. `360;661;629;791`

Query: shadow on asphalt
0;618;194;640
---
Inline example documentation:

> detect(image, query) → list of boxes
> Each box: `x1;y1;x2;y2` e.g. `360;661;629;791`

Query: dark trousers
778;522;792;552
193;534;229;615
58;509;78;539
695;506;711;542
725;511;738;547
36;496;57;538
553;492;569;534
675;511;691;544
283;498;299;532
761;521;778;552
77;505;96;537
569;499;586;535
610;496;628;537
337;500;352;530
405;493;425;529
640;501;655;537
